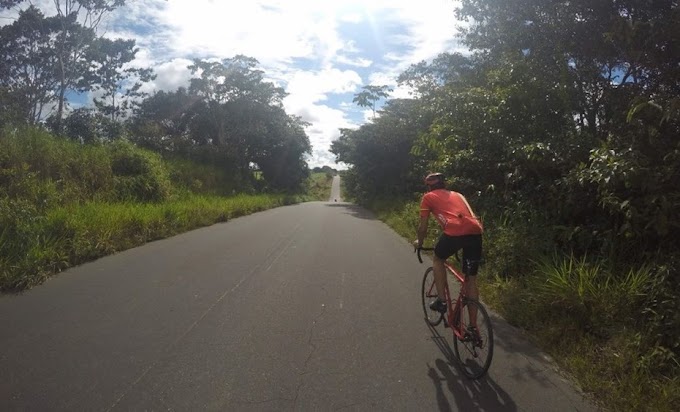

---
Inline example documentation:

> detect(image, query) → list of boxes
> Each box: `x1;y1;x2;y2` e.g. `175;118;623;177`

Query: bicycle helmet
424;172;446;191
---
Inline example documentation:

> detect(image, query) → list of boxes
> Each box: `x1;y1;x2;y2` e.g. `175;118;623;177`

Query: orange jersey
420;189;483;236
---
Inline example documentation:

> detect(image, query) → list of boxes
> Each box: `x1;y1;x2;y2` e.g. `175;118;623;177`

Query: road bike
416;247;494;379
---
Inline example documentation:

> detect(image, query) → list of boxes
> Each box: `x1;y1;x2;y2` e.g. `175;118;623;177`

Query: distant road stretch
329;174;342;202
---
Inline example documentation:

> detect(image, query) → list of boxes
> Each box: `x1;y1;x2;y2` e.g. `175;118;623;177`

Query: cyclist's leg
432;254;447;301
433;234;460;301
462;235;483;326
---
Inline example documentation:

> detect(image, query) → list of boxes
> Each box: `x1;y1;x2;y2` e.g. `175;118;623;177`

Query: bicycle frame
419;248;469;340
441;262;469;340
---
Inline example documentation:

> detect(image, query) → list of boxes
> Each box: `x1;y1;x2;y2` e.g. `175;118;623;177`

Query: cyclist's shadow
425;322;518;412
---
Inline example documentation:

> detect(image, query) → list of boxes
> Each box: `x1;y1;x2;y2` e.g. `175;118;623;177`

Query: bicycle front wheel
453;299;494;379
421;267;443;326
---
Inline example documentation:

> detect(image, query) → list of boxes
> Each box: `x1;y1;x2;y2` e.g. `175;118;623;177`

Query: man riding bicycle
413;173;483;314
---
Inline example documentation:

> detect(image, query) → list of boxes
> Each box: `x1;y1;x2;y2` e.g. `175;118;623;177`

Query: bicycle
416;246;494;379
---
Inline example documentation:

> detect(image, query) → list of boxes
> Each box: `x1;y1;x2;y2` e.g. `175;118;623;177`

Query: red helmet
424;173;445;190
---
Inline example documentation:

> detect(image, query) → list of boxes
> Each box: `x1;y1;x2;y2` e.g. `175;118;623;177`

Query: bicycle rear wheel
453;299;494;379
421;267;443;326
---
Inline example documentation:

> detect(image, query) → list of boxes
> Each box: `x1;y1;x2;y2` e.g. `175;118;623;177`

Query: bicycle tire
421;267;443;326
453;299;494;379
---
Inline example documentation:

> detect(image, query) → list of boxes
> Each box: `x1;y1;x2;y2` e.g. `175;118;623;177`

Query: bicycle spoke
421;267;443;326
453;300;494;379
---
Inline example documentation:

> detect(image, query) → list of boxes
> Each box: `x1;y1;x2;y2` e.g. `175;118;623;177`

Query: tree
187;56;290;177
254;113;311;191
128;87;200;152
331;98;432;201
0;1;131;128
455;0;680;250
0;6;61;124
352;85;392;119
129;55;312;192
90;37;155;122
187;56;284;146
51;0;127;132
0;0;22;9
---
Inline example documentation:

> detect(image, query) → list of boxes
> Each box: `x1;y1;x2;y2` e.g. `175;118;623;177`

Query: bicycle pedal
443;318;450;328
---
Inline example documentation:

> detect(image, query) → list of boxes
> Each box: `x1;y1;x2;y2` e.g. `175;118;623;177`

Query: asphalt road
329;175;342;203
0;177;598;411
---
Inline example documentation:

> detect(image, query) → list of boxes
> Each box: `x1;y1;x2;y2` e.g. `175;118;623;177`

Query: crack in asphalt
292;296;328;409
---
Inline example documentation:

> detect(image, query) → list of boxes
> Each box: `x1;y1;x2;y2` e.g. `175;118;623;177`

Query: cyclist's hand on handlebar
414;241;424;263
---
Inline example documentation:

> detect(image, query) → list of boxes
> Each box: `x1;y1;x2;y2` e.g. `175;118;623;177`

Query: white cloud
283;69;362;107
304;106;355;168
145;58;194;92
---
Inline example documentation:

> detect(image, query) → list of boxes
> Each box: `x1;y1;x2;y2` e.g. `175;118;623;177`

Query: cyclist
413;173;483;315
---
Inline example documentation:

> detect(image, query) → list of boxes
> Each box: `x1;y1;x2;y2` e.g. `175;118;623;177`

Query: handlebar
414;246;434;263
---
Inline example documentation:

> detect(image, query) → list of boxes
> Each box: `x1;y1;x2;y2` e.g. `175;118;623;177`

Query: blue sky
3;0;466;168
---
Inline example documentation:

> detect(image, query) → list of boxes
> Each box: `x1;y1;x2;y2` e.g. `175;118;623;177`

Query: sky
3;0;467;169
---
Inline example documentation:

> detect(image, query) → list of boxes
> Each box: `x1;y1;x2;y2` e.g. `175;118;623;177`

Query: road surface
329;174;342;202
0;179;597;411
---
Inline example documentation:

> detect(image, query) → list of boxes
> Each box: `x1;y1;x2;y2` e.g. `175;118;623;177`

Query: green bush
482;208;555;279
109;140;172;202
0;127;115;203
637;263;680;376
166;156;235;195
530;254;650;334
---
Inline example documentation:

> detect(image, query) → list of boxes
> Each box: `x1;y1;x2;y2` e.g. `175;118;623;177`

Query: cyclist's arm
416;213;429;247
416;195;432;247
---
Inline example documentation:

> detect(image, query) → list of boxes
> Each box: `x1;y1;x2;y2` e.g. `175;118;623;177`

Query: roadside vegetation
332;1;679;411
0;128;318;291
366;201;678;412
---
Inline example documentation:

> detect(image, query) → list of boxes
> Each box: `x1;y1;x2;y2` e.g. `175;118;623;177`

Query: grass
0;193;295;291
304;172;334;201
481;269;679;412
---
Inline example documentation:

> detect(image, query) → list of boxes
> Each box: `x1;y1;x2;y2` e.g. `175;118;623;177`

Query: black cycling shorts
434;234;483;276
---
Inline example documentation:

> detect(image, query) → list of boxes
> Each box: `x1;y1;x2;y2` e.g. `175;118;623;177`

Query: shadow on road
485;313;577;392
324;202;378;220
425;322;518;412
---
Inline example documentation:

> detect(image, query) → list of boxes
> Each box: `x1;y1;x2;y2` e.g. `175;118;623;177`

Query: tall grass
0;194;293;291
530;254;649;332
517;255;678;411
0;127;305;291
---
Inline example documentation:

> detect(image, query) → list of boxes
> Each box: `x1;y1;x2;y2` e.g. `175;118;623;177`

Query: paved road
329;175;342;202
0;189;598;411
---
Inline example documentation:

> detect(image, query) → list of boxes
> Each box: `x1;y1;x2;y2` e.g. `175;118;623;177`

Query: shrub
166;156;235;195
109;140;172;202
637;263;680;376
482;207;555;279
531;254;650;335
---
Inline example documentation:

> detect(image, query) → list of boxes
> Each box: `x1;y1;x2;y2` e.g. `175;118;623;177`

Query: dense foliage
333;1;679;408
0;128;311;291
